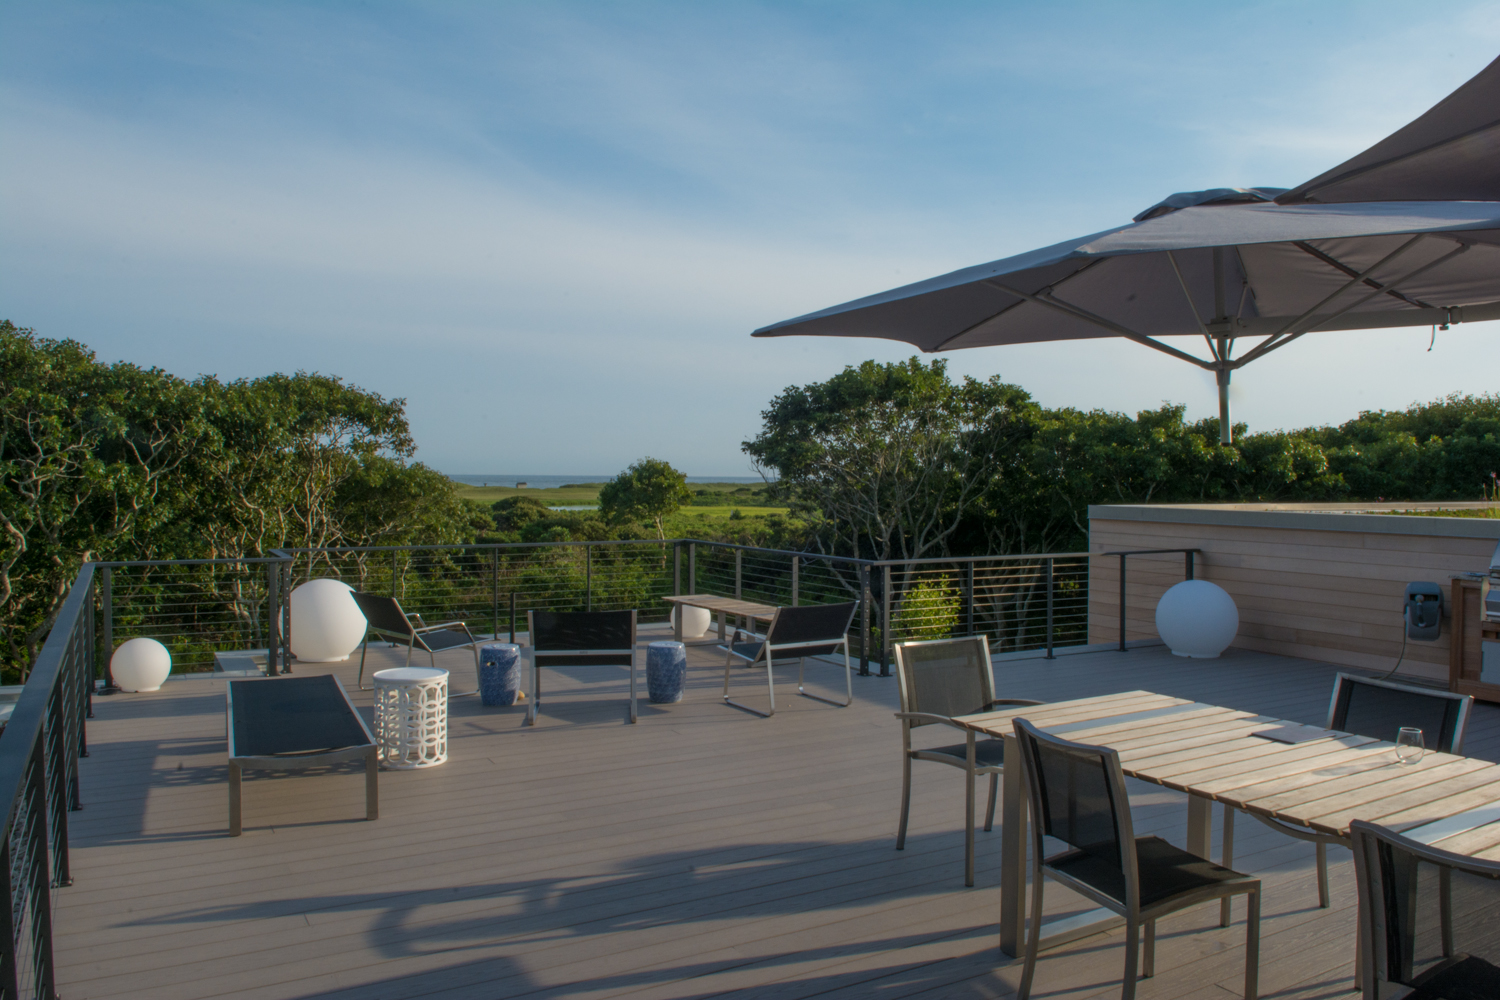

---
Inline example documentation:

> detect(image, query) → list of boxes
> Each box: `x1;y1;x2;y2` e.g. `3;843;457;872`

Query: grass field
451;480;790;523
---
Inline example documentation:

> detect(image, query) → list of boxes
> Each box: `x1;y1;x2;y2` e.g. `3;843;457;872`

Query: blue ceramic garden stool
646;641;687;704
478;643;522;706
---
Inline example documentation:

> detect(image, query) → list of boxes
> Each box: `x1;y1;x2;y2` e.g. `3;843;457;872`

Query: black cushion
1050;835;1248;908
1407;955;1500;1000
534;653;633;667
418;628;476;652
229;675;370;758
725;641;843;662
918;738;1006;768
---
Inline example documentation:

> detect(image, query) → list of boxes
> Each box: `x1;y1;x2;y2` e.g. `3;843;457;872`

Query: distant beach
447;474;769;488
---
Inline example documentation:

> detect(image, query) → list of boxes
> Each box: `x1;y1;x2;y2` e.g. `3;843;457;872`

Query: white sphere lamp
290;579;368;663
673;604;711;639
111;637;172;692
1155;580;1239;658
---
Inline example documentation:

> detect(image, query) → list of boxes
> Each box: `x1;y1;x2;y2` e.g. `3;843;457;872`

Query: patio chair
720;601;858;718
351;591;483;696
893;636;1043;887
1013;717;1261;1000
526;609;638;725
1221;673;1473;917
1350;818;1500;1000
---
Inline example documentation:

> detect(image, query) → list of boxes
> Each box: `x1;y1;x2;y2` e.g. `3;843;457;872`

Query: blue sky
4;2;1500;475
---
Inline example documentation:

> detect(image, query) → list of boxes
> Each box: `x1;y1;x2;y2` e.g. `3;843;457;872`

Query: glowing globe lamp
290;579;368;663
1155;580;1239;658
673;605;711;639
111;637;172;692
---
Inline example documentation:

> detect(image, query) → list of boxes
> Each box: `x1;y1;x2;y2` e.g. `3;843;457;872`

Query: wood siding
1088;507;1500;681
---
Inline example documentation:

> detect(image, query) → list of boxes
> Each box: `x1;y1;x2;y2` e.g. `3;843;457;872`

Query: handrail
1104;548;1201;652
0;561;94;999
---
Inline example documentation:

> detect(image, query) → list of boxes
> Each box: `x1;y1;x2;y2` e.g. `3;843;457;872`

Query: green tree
598;458;693;540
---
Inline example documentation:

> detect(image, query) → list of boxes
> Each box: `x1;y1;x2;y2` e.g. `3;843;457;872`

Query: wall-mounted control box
1404;581;1444;642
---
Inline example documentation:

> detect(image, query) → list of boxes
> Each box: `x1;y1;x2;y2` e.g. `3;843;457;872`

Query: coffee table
662;594;777;643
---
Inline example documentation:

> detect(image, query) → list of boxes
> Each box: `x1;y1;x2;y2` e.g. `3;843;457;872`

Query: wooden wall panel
1087;509;1499;682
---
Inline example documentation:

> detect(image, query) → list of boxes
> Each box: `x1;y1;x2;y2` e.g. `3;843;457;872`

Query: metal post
791;556;799;607
492;549;499;640
1045;558;1055;659
1217;364;1232;446
688;543;697;594
85;578;96;721
281;561;293;673
100;566;117;693
1118;552;1128;652
266;562;280;676
585;545;593;611
673;542;681;596
1186;550;1196;580
509;592;517;644
881;564;893;677
965;562;975;637
859;565;871;676
734;549;742;599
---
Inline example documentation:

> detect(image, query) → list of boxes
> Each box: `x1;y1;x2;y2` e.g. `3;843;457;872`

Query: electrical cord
1378;621;1410;681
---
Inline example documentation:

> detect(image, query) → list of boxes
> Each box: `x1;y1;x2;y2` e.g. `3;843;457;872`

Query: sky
4;2;1500;476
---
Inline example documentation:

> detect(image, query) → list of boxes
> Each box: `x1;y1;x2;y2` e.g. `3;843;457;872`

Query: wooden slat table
957;690;1500;957
662;594;777;643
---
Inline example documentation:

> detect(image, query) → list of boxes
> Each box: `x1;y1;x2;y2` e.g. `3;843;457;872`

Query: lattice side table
372;666;448;769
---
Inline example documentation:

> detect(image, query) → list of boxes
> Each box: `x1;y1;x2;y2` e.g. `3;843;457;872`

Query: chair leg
1142;919;1155;978
1121;918;1140;1000
628;656;637;724
896;753;912;850
1440;866;1454;956
526;654;538;726
796;645;853;707
724;651;775;717
358;638;370;690
1244;886;1261;1000
1017;870;1047;1000
1221;803;1236;927
984;772;998;832
965;763;976;888
1316;842;1330;908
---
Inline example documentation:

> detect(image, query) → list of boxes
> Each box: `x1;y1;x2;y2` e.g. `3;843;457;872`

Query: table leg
365;749;379;820
717;611;726;642
1000;734;1027;956
673;605;682;643
1186;792;1212;859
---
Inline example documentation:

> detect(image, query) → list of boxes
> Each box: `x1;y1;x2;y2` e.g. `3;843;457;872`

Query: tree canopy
598;458;693;540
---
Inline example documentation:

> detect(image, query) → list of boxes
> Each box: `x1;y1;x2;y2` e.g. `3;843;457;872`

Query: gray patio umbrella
752;196;1500;443
1277;55;1500;204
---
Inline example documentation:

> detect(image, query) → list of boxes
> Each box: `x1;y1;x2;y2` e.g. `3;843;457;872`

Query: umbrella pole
1217;366;1232;445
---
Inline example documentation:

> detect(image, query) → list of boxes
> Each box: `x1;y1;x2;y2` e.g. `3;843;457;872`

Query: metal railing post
859;564;872;676
791;556;799;607
266;562;281;676
673;542;681;596
100;566;116;692
1118;552;1128;652
391;549;399;598
1186;550;1196;580
0;837;18;999
734;549;742;599
881;563;893;677
281;560;293;673
688;543;696;594
492;549;500;640
585;544;593;611
510;592;517;643
965;562;975;637
1045;557;1055;659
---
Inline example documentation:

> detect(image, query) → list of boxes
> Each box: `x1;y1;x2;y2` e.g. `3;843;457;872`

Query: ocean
447;474;769;488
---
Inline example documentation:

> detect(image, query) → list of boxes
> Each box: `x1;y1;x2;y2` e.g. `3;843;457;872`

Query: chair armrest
981;699;1045;711
413;620;469;635
893;712;970;730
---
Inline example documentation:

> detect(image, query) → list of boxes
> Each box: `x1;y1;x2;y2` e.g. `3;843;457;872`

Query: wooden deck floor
54;632;1500;1000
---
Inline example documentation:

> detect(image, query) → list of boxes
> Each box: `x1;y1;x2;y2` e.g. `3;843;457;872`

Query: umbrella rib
980;278;1214;370
1165;250;1220;361
1236;242;1471;366
1293;241;1437;310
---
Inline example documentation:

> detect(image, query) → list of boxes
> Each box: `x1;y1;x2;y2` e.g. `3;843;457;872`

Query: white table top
372;667;448;684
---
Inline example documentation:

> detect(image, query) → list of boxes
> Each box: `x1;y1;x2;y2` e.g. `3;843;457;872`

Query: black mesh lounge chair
526;609;638;725
1221;673;1472;917
893;636;1043;887
1351;818;1500;1000
720;602;857;718
351;591;484;696
226;675;377;837
1013;717;1261;1000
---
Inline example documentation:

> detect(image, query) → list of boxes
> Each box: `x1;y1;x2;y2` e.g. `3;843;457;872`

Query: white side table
372;667;448;769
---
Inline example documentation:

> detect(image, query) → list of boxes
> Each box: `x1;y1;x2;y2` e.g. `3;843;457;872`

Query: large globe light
673;605;711;639
1155;580;1239;658
290;579;368;662
112;637;172;692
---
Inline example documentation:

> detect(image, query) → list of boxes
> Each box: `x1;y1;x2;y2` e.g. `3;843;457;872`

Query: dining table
955;689;1500;958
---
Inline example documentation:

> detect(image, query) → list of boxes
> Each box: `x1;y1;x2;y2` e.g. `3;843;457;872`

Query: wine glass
1395;727;1425;765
